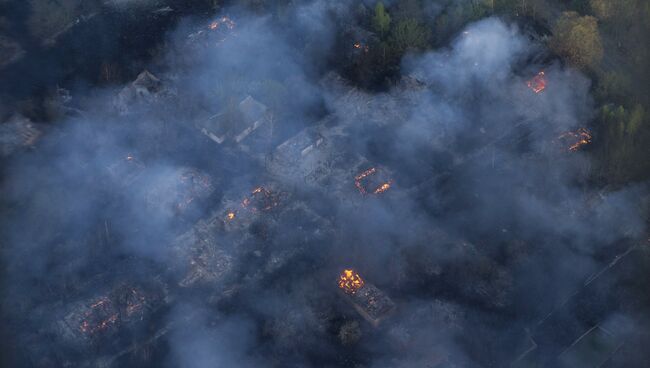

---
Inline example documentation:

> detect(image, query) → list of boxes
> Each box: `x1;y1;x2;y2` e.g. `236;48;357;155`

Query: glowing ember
79;297;119;335
339;269;365;294
241;186;280;212
557;127;592;152
355;167;393;195
374;182;391;194
124;288;146;316
353;42;369;53
208;16;236;31
527;71;546;93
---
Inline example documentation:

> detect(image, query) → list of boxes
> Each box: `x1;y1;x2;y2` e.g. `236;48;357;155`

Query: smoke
0;1;647;368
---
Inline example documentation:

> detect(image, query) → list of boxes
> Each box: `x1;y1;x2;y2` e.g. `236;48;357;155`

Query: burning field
0;5;648;368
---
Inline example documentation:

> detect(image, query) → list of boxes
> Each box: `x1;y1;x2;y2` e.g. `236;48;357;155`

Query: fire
557;127;592;152
79;297;119;335
527;71;546;94
226;211;236;221
355;167;393;195
338;269;365;294
241;186;280;212
208;16;236;31
374;182;391;194
353;42;369;53
125;287;146;316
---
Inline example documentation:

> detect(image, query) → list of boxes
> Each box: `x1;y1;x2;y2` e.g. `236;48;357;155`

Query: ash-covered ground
1;1;649;368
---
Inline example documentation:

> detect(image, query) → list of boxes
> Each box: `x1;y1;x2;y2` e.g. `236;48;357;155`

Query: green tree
550;12;604;69
600;103;649;182
394;0;423;22
388;19;431;55
373;2;391;38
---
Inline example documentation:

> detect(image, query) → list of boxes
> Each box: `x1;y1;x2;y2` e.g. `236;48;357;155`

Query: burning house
186;16;236;49
354;166;393;195
169;183;288;290
171;178;333;294
527;71;547;94
338;269;395;327
268;117;396;201
54;280;168;353
218;183;289;233
556;127;593;152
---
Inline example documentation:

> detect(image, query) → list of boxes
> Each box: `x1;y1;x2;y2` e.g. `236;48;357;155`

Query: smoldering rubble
0;3;648;368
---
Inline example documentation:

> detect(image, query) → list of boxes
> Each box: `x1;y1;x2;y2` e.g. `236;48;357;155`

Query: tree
550;12;603;69
388;19;431;55
373;2;391;38
589;0;613;20
394;0;423;22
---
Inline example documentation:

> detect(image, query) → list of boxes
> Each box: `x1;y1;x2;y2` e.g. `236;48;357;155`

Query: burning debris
216;183;291;236
354;167;393;195
187;16;237;48
527;71;546;94
338;269;365;294
557;127;592;152
78;297;119;335
353;42;369;53
58;282;166;347
241;186;284;213
208;16;236;32
338;270;395;327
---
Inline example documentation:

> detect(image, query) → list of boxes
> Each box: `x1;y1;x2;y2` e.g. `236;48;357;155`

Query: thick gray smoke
0;1;647;368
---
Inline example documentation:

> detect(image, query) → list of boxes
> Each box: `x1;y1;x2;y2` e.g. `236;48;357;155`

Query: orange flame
374;182;391;194
226;211;236;221
209;16;236;31
558;127;592;152
355;167;392;195
241;186;280;212
527;71;546;94
79;297;118;334
338;269;365;294
353;42;369;53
